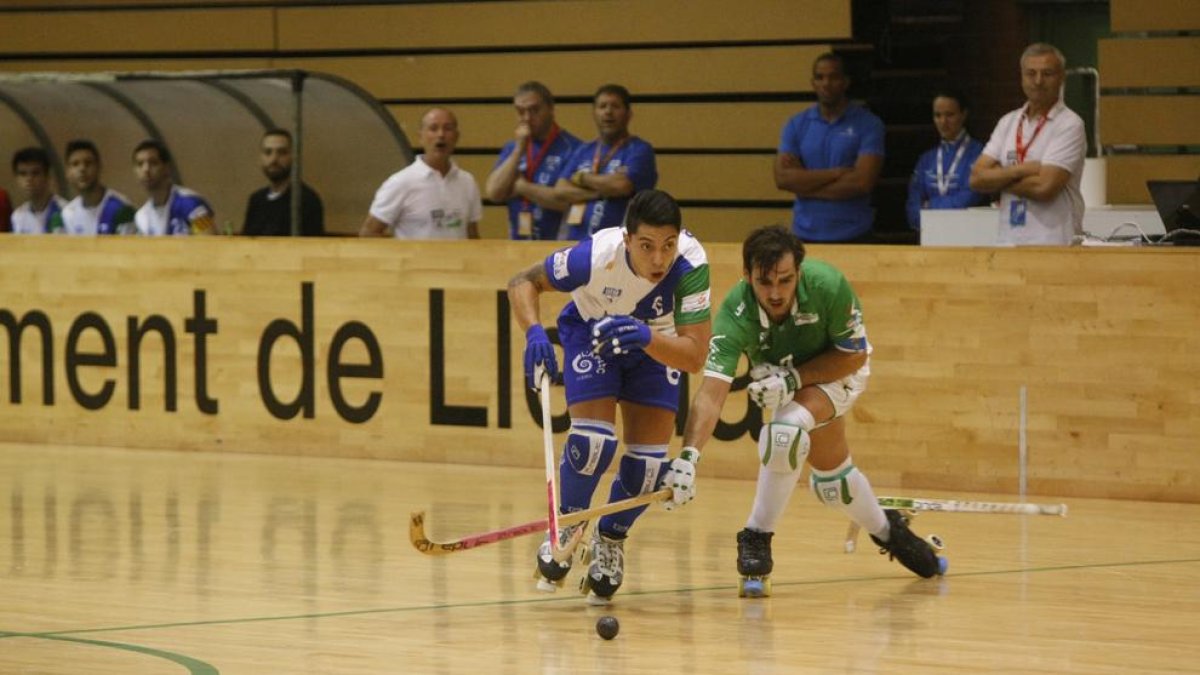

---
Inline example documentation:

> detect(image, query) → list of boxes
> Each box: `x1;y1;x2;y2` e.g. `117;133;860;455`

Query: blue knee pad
559;420;618;513
599;445;667;537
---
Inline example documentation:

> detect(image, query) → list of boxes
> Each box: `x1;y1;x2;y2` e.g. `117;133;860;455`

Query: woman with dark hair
906;89;989;230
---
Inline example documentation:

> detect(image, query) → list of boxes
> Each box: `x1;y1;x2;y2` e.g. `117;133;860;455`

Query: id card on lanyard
566;137;628;228
1010;111;1048;227
936;131;969;196
519;125;561;238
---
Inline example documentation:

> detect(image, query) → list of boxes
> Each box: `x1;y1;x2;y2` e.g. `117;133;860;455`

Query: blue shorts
558;313;682;412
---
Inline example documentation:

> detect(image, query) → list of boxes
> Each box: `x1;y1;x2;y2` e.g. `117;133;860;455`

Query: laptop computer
1146;179;1200;244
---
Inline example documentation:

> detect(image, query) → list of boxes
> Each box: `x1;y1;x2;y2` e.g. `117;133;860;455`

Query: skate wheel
738;577;771;598
535;577;563;593
926;534;945;551
936;556;949;575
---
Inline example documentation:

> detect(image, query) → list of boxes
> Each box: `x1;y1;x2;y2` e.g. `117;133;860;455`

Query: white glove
747;362;801;409
661;447;700;511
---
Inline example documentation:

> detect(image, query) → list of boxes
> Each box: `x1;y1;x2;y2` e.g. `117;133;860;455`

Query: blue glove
591;315;652;358
524;325;558;391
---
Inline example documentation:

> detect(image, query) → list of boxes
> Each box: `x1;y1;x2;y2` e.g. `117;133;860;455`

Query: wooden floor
1;442;1197;674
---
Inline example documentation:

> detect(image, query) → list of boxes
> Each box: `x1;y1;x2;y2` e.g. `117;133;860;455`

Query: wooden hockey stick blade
549;523;587;564
877;496;1068;516
410;488;673;556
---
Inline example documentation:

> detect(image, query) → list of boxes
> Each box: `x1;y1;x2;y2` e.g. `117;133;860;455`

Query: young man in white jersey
508;189;708;604
132;139;216;236
58;139;136;236
10;147;67;234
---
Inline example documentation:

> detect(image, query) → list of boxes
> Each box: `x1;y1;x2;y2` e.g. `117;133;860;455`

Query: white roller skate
533;521;585;592
579;528;625;605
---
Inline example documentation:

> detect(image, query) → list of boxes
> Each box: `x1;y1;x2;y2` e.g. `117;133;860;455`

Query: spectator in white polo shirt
969;43;1086;246
359;107;481;239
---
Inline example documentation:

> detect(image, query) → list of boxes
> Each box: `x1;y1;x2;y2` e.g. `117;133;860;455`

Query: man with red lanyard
485;81;580;240
547;83;658;240
970;42;1086;246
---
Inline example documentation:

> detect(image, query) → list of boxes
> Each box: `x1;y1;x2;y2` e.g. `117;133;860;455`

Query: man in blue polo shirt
774;53;885;243
485;81;580;240
547;83;657;240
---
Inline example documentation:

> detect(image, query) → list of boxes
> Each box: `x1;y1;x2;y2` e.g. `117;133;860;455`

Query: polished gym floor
1;442;1196;674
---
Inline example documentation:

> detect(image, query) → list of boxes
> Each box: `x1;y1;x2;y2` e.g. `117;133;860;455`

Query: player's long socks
810;456;889;539
598;444;668;537
558;419;618;513
745;461;803;532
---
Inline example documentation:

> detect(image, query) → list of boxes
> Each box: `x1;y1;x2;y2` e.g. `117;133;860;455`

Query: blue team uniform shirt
542;227;711;411
493;128;580;240
905;135;988;229
556;136;657;240
779;105;885;242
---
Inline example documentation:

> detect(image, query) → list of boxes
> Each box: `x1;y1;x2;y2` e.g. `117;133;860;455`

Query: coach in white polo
969;43;1085;246
360;107;482;239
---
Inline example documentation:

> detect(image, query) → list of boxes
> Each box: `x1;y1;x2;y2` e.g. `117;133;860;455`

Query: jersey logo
602;286;622;302
552;251;569;280
734;301;745;317
793;312;819;326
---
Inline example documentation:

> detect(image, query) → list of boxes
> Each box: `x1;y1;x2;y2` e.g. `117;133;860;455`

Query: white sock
745;463;803;532
810;457;889;539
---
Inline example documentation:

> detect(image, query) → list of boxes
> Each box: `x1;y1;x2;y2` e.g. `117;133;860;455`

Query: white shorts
814;360;870;419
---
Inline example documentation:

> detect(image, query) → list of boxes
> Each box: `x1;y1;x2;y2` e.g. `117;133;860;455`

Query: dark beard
264;165;291;182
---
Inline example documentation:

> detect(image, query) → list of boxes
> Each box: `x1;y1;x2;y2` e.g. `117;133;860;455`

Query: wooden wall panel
276;45;825;100
454;153;783;203
0;8;275;54
0;237;1197;502
478;205;792;242
389;101;799;150
1106;155;1200;204
1111;0;1200;32
278;0;850;50
0;57;274;74
1101;97;1200;146
1099;38;1200;88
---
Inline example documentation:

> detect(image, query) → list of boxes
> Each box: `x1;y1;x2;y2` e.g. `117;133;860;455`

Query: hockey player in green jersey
679;225;945;596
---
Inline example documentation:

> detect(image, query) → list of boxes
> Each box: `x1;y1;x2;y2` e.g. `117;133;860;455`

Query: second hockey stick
410;488;672;556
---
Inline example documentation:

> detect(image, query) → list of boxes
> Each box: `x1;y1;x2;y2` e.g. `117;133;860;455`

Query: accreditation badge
1009;199;1027;227
566;202;586;225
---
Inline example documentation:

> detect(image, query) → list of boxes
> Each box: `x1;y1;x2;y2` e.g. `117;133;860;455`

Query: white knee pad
811;465;855;507
564;422;618;477
757;422;810;474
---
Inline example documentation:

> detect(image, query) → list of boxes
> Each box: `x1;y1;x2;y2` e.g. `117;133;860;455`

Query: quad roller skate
871;509;948;578
578;528;625;605
533;521;585;592
736;528;774;598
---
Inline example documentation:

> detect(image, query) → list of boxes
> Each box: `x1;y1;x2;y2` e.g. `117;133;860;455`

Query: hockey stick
843;496;1068;553
410;488;672;556
538;373;584;563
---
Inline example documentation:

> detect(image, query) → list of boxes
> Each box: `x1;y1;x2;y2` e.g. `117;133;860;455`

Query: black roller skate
870;510;948;578
736;528;774;598
533;521;585;592
579;528;625;605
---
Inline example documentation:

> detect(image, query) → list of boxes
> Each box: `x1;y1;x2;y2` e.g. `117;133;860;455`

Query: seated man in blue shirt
906;89;988;230
774;53;884;243
530;84;657;240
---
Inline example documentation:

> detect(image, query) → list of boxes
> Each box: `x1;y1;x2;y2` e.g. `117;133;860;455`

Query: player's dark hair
624;189;681;234
742;225;806;276
65;139;100;163
931;87;970;113
262;127;293;144
516;81;554;107
133;139;171;164
812;52;847;77
12;146;50;173
594;83;631;109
